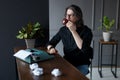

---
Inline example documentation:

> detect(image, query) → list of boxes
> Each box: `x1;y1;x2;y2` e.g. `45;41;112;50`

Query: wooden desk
14;47;89;80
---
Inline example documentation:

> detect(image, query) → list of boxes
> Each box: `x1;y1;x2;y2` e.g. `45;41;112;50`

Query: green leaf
16;22;44;39
98;16;115;32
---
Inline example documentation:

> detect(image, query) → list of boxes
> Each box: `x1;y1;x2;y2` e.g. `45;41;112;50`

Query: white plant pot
103;31;112;42
25;39;35;48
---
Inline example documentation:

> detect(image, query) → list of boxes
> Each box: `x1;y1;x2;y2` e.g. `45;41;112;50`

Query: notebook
14;48;54;64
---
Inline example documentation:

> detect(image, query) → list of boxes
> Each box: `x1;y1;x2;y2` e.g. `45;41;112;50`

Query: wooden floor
86;67;120;80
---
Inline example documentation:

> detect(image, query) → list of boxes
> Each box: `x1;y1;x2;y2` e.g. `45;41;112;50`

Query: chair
89;58;93;80
88;47;93;80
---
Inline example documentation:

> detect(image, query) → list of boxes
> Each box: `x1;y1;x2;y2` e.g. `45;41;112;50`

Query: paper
14;50;32;60
51;68;62;77
32;67;43;76
29;63;39;70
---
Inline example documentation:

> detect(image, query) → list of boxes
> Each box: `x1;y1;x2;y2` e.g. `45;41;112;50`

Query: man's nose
66;16;70;20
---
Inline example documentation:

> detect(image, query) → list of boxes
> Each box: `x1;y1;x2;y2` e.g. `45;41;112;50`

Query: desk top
99;39;118;45
14;47;89;80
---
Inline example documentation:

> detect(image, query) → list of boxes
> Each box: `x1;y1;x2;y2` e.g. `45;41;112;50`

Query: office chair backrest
88;47;93;80
88;47;94;59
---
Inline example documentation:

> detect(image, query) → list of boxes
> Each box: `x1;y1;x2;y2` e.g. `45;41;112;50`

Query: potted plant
98;16;115;41
16;22;44;48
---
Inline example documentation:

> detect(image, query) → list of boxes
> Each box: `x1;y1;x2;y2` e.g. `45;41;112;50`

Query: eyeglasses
65;14;75;17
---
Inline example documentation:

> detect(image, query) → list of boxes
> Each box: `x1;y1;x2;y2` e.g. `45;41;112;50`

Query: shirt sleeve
46;30;61;48
80;27;93;53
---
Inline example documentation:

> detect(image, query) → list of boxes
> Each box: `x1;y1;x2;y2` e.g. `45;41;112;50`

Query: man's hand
66;21;76;32
47;48;58;54
47;45;58;54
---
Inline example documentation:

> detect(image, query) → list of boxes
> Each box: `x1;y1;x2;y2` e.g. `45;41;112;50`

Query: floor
86;67;120;80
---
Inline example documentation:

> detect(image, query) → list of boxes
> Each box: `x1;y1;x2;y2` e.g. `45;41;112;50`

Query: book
14;48;54;64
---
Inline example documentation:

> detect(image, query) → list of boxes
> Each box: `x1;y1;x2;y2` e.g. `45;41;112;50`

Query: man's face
66;9;78;23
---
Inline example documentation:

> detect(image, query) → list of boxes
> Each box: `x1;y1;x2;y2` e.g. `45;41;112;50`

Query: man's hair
65;4;84;27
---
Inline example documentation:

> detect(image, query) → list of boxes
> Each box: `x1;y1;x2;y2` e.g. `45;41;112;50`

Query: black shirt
47;25;93;66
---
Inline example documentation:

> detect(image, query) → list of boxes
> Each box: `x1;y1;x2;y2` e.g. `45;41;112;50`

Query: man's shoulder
60;26;67;30
83;25;92;31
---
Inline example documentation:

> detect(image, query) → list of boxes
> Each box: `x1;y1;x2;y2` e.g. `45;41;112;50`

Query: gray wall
49;0;120;66
0;0;49;80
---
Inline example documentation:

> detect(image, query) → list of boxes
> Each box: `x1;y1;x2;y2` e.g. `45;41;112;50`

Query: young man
47;4;93;75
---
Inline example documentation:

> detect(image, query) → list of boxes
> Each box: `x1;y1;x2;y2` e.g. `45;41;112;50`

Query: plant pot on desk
25;39;35;48
98;16;115;42
16;22;44;48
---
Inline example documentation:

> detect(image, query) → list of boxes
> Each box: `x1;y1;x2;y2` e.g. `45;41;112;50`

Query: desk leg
98;42;103;78
111;44;118;78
